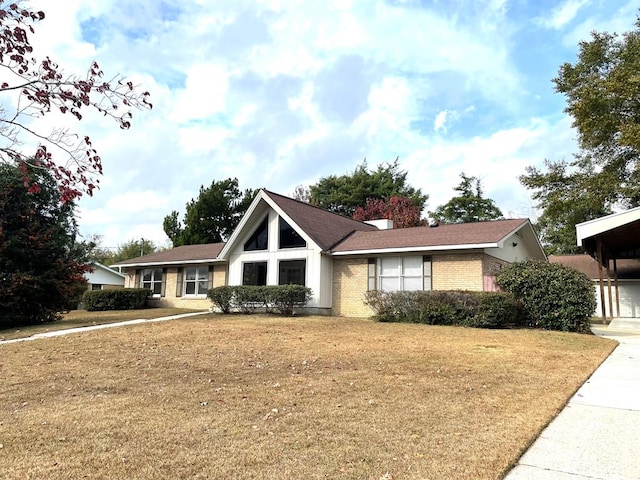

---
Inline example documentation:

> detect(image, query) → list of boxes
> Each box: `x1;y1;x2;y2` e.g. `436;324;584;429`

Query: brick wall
332;258;374;318
432;253;484;291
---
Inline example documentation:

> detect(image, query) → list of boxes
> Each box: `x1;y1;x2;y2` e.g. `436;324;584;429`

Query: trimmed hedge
83;288;151;311
207;285;312;316
363;290;519;328
496;259;596;333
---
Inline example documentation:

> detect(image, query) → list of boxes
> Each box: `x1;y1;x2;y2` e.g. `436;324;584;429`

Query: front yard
0;315;615;479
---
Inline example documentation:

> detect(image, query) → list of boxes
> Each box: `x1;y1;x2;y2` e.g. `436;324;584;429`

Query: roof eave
114;258;226;268
330;243;499;256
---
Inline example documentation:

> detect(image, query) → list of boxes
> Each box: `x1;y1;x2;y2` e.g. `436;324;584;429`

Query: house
113;189;546;316
85;262;126;291
550;255;640;319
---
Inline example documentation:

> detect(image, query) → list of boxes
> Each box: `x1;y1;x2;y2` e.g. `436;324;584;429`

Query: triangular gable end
218;189;321;259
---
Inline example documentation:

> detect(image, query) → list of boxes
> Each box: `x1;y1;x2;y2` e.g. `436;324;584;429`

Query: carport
576;207;640;322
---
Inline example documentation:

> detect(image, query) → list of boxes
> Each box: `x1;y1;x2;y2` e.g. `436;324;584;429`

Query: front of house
113;189;546;316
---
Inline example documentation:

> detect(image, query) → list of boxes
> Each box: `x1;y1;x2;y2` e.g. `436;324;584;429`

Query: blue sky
27;0;638;250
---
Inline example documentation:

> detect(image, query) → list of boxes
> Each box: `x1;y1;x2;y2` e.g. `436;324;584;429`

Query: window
91;284;103;291
141;268;164;296
244;218;268;251
243;262;267;286
279;217;306;249
279;260;306;286
378;257;426;292
184;266;209;296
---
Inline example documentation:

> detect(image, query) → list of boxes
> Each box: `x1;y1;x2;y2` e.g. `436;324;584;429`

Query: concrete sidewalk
0;311;209;345
505;325;640;480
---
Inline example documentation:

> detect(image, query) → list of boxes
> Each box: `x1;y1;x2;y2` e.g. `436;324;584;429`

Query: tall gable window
279;217;306;249
244;217;268;251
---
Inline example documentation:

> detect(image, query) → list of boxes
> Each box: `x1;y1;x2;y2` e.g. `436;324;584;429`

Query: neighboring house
550;255;640;319
113;189;546;316
85;262;126;291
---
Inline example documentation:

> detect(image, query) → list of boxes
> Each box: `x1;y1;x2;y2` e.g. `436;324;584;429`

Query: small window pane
403;257;422;276
403;277;422;291
380;257;399;276
185;267;196;281
185;282;196;295
279;217;306;249
380;277;399;292
244;218;268;251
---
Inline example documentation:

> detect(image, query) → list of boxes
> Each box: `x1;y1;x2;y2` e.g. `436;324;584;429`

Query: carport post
606;259;614;321
613;258;621;318
597;239;607;322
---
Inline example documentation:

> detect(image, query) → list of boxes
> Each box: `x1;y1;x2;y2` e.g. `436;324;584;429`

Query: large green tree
0;161;91;327
88;236;159;265
163;178;255;246
522;18;640;253
309;158;428;216
430;173;503;224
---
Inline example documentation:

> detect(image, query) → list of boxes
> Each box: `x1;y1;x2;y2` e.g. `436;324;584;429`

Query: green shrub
207;285;313;316
364;290;517;328
465;292;518;328
83;288;150;311
207;286;234;313
496;260;596;333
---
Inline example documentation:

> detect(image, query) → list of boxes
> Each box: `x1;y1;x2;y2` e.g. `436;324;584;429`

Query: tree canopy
352;196;425;228
0;160;91;327
430;173;503;224
308;158;428;217
0;4;151;202
163;178;255;246
88;236;160;265
521;18;640;253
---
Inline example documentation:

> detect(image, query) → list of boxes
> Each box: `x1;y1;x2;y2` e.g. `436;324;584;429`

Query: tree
522;18;640;253
87;236;160;265
0;160;91;327
164;178;256;246
430;173;503;224
309;158;428;217
0;4;151;202
352;196;425;228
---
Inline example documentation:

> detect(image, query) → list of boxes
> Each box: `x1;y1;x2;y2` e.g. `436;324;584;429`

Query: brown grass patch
0;315;615;479
0;308;203;341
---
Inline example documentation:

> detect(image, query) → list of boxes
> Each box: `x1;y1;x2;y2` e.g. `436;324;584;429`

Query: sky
21;0;640;251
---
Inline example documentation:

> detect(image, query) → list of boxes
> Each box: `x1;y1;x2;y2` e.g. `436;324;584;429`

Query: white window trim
378;256;431;292
183;266;209;297
141;268;163;298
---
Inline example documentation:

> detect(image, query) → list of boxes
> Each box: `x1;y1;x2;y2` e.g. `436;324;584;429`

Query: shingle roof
331;218;529;253
113;243;225;266
549;254;640;280
263;190;378;251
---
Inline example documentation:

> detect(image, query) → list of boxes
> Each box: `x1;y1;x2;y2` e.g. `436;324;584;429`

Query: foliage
363;290;518;328
0;3;151;202
496;260;596;333
430;173;503;224
522;19;640;253
291;185;311;203
520;159;612;254
83;288;150;311
0;160;92;328
352;196;425;228
208;285;312;316
87;236;160;265
164;178;256;246
309;158;428;217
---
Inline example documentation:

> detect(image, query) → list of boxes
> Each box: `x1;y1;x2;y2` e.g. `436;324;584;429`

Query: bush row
364;290;520;328
208;285;312;316
83;288;150;311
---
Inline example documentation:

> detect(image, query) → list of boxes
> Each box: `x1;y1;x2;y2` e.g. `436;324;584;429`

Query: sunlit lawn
0;314;616;479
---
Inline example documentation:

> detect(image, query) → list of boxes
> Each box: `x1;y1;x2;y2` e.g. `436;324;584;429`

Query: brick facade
332;258;374;318
432;253;484;291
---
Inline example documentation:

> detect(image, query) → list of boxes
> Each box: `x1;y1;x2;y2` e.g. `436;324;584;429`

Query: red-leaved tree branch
0;3;152;202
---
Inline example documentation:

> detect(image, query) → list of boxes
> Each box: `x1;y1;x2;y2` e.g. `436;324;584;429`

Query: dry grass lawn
0;315;616;480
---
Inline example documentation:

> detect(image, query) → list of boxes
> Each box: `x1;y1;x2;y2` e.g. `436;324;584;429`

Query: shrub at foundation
208;285;312;316
83;288;151;311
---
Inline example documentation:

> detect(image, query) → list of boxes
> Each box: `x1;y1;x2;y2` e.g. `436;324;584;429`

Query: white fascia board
576;206;640;246
115;259;225;268
330;243;498;256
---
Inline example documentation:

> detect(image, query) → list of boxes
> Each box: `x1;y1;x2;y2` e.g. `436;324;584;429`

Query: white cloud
535;0;590;30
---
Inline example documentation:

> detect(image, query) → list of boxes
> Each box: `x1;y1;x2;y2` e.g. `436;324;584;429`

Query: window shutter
208;265;214;290
161;268;167;297
367;258;377;291
134;269;141;288
176;267;184;297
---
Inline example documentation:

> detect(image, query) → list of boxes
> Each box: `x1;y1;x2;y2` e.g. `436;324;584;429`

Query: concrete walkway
0;311;210;345
505;324;640;480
